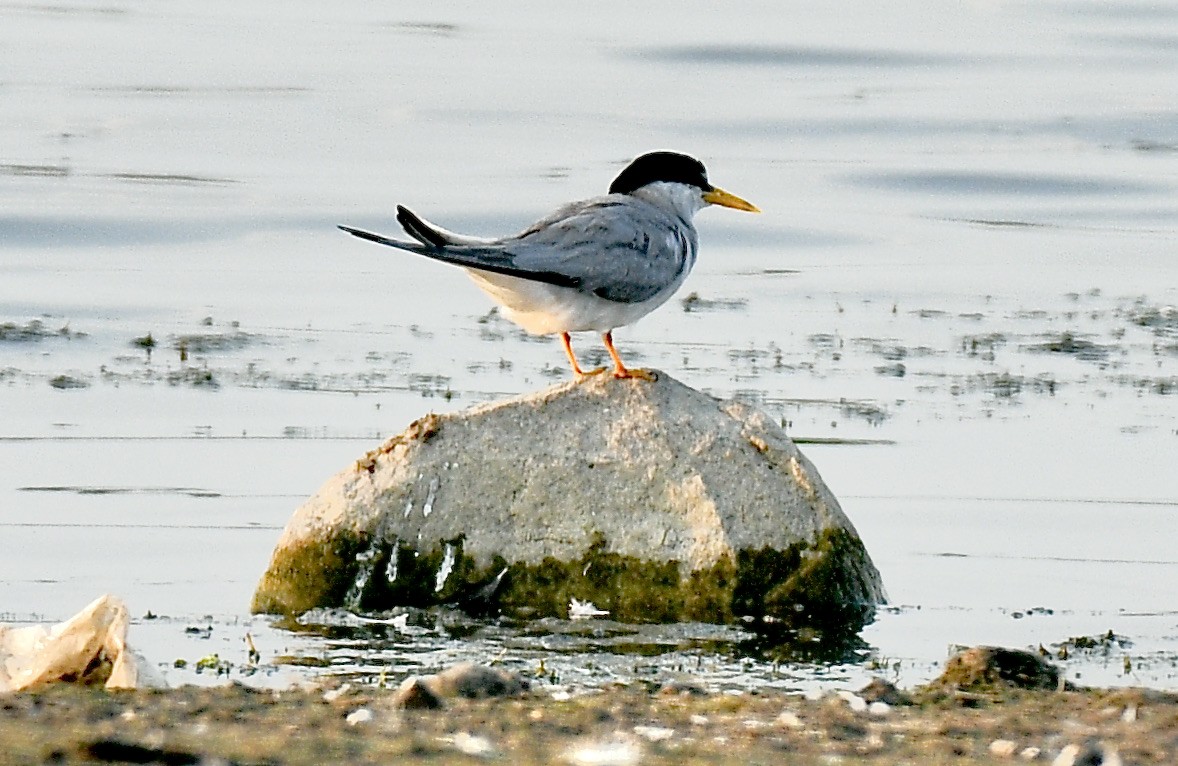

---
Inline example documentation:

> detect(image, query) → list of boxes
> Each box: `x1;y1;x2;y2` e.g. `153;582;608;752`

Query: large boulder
252;372;885;629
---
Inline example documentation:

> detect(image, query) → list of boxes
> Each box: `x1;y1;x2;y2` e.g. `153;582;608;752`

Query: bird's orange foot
575;367;607;379
613;367;657;382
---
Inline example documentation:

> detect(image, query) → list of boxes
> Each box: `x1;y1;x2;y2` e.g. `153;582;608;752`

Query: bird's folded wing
503;201;691;304
339;199;690;304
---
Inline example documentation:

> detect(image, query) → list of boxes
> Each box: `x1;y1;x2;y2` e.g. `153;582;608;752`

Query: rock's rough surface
929;646;1063;692
252;372;885;626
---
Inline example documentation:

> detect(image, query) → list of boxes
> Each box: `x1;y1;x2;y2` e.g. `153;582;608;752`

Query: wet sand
2;682;1175;765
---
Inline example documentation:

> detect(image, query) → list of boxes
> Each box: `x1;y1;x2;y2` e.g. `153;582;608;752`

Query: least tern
339;151;759;379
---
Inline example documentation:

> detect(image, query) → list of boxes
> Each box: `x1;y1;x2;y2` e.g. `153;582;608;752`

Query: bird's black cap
608;151;713;195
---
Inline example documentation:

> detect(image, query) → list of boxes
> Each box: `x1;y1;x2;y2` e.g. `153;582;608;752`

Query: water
1;1;1176;692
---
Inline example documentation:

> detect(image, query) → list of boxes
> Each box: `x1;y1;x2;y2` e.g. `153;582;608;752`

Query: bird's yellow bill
703;187;760;213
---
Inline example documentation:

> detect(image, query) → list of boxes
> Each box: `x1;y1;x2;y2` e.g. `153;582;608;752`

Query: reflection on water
276;606;874;691
1;0;1176;692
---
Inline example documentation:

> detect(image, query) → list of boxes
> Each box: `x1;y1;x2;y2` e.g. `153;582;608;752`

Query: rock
658;679;708;696
564;736;642;766
428;662;529;699
858;677;911;706
344;708;373;725
990;739;1019;758
1053;743;1121;766
931;646;1062;692
251;372;884;626
389;663;528;710
390;676;443;710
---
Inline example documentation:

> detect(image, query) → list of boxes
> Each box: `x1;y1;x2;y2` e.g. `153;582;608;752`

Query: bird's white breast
465;270;683;335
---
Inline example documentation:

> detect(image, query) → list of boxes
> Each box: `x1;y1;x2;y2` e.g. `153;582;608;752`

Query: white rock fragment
1052;743;1120;766
564;738;642;766
633;725;674;742
867;701;891;717
776;711;803;729
1019;746;1041;760
689;714;709;726
345;708;373;725
1121;705;1137;723
446;732;497;759
990;739;1019;758
837;690;867;712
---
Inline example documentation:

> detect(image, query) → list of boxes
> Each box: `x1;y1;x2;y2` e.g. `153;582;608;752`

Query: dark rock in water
931;646;1062;691
251;371;885;628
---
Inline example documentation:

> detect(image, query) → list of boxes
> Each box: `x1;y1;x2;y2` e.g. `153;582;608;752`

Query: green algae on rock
251;371;885;628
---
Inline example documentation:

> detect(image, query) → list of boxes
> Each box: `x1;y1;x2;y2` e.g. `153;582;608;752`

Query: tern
339;151;759;379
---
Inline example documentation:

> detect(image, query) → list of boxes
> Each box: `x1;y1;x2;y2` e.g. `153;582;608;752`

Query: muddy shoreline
3;680;1175;765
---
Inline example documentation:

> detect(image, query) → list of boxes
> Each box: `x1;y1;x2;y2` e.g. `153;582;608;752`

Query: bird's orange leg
602;331;656;381
561;332;604;379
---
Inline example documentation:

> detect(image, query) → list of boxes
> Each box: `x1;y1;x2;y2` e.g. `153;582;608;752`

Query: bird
339;150;759;379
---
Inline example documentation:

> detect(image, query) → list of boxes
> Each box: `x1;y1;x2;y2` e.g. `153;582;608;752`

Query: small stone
633;725;674;742
448;732;497;759
867;701;891;717
1020;746;1041;760
858;677;911;706
564;737;642;766
1120;705;1137;723
391;676;444;710
837;690;867;712
776;711;803;729
689;714;709;726
1052;743;1119;766
345;708;373;726
990;739;1019;758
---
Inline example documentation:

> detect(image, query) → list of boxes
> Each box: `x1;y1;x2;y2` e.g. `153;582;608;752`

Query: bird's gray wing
501;198;694;304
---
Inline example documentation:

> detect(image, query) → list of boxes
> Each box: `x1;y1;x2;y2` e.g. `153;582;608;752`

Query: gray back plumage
494;195;697;303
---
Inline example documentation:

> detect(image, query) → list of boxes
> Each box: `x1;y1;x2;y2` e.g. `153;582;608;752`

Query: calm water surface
1;1;1176;691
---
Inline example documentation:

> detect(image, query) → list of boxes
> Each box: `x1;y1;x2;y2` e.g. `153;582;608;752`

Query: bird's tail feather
337;225;427;252
396;205;448;248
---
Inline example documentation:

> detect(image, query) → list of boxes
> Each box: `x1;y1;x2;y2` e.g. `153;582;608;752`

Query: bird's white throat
629;181;709;222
